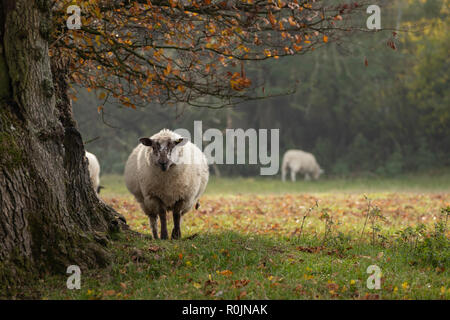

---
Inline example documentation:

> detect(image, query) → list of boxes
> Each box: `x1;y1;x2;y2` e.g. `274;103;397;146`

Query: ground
34;171;450;299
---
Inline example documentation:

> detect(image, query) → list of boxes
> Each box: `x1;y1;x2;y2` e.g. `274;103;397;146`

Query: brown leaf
148;245;162;252
326;282;339;291
268;11;276;27
238;290;247;300
103;290;116;297
361;293;380;300
297;246;325;253
387;39;397;50
204;279;218;287
233;279;250;288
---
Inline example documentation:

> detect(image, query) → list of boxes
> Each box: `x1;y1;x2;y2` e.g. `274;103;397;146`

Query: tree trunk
0;0;127;297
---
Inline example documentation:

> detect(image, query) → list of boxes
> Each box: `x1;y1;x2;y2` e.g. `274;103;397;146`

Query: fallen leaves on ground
103;193;449;238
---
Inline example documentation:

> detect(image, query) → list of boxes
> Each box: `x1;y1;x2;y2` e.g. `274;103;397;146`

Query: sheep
85;151;102;193
124;129;209;240
281;149;324;182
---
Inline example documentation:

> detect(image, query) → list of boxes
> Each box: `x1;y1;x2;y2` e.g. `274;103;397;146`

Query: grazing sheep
281;149;324;182
124;129;209;240
85;151;101;193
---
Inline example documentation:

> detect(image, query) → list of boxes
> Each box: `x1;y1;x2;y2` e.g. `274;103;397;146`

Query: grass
32;171;450;300
101;169;450;196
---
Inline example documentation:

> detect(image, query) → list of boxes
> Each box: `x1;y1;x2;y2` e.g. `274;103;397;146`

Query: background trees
74;0;449;177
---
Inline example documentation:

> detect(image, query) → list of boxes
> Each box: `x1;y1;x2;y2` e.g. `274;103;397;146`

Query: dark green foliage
395;207;449;268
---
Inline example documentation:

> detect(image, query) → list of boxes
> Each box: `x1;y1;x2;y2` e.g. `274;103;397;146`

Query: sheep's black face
140;137;187;172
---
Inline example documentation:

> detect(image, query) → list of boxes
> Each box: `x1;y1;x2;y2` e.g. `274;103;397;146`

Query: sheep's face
140;136;187;172
314;168;325;180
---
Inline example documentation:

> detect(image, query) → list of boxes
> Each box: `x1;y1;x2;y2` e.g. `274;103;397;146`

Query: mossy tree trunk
0;0;127;297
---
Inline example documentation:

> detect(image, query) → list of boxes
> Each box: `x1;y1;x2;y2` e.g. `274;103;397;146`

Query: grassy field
36;172;449;300
99;169;450;196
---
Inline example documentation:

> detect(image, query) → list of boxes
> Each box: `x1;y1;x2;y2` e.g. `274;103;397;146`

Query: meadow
37;171;449;300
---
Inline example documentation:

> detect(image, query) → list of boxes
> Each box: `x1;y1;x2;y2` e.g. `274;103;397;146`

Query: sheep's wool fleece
85;151;100;191
283;149;321;174
124;129;209;213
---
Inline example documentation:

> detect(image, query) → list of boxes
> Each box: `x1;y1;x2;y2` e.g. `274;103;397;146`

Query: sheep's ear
139;137;153;147
174;137;188;147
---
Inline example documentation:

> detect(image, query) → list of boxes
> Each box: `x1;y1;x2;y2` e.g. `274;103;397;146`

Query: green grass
101;168;450;196
27;171;450;300
39;231;449;300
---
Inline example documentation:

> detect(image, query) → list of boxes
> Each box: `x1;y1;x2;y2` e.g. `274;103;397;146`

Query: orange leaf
217;269;233;276
268;11;276;27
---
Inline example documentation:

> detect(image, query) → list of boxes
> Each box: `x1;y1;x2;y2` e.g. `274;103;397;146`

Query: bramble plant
319;207;334;245
297;200;319;241
395;206;449;268
369;206;385;247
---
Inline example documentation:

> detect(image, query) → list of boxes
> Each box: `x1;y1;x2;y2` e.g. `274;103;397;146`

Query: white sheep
281;149;324;182
124;129;209;240
85;151;101;193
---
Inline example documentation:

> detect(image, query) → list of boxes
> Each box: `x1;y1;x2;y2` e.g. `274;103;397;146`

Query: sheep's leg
171;211;181;240
159;211;168;240
149;214;159;240
290;169;296;182
143;197;165;240
304;173;311;181
171;201;184;240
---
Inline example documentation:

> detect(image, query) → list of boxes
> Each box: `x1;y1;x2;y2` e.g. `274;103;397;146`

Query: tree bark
0;0;127;297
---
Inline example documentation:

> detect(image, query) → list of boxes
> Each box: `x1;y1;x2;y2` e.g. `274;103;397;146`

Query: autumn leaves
54;1;357;108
